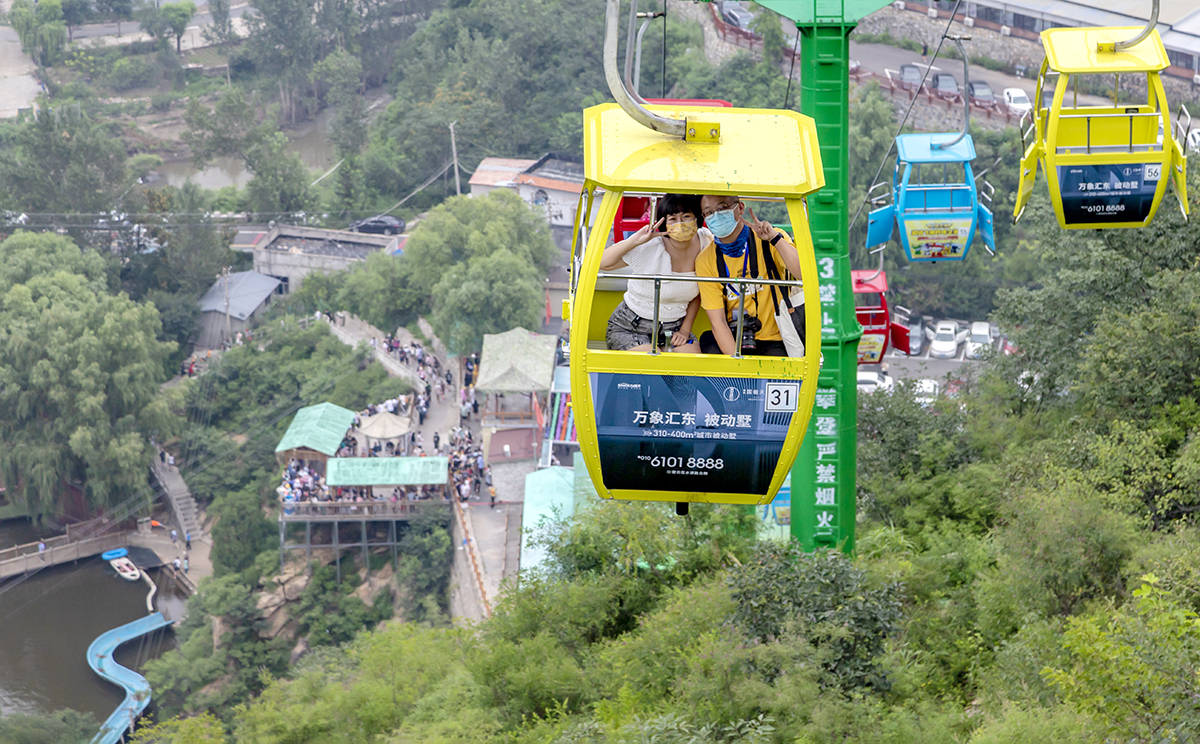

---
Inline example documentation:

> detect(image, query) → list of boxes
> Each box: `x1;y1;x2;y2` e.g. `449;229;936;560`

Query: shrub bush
150;92;174;111
107;56;158;91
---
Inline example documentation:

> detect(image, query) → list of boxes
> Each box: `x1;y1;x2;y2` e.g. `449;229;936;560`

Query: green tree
401;190;555;300
244;131;313;214
244;0;320;122
146;574;288;720
95;0;133;35
368;0;607;205
128;712;228;743
728;543;902;691
184;91;313;215
137;3;171;48
0;232;174;518
0;107;128;214
202;0;232;44
0;709;97;744
183;87;262;166
10;0;68;66
60;0;90;41
750;7;785;64
1045;575;1200;741
160;0;196;53
430;249;542;355
294;562;392;646
1076;270;1200;424
394;508;453;618
992;486;1138;618
209;487;274;576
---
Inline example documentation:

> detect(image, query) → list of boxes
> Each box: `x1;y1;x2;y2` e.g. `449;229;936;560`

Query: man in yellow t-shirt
695;195;803;356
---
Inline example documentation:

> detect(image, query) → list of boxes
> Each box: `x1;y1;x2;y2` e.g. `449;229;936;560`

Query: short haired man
694;195;805;356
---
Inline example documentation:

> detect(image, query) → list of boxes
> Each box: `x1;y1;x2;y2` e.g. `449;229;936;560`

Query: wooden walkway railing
278;500;445;521
0;532;128;580
453;499;492;618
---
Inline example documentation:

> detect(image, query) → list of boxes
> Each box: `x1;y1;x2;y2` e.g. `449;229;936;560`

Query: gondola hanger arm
1098;0;1158;53
603;0;719;142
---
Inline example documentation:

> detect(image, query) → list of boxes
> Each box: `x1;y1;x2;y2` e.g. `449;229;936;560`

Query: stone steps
150;457;202;539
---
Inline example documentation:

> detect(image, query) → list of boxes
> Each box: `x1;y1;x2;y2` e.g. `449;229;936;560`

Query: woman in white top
601;193;709;352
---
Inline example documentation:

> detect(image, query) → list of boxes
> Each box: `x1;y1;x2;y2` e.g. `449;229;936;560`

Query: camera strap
761;243;799;316
714;236;758;308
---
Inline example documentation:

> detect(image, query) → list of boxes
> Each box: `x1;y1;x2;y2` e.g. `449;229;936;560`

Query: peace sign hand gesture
745;206;783;243
630;217;666;246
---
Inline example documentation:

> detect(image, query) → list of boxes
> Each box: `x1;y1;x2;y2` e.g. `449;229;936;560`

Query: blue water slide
86;612;172;744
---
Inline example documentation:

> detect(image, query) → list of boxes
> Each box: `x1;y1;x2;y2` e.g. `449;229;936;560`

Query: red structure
851;270;909;364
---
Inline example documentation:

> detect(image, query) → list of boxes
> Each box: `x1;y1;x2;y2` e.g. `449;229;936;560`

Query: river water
155;90;393;191
0;519;181;722
157;106;338;191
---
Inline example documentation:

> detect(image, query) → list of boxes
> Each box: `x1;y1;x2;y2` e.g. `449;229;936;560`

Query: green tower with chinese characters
754;0;895;553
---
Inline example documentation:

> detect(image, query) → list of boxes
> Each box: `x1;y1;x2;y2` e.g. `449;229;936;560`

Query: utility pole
221;266;232;347
449;121;462;196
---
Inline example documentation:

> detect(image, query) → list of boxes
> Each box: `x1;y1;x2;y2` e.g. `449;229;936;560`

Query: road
878;344;977;383
0;25;41;118
71;4;253;41
845;40;1112;109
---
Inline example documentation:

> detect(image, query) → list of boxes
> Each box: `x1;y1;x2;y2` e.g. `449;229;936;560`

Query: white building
469;155;584;228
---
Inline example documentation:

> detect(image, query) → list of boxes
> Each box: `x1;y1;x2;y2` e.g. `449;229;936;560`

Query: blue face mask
715;224;751;258
706;207;740;241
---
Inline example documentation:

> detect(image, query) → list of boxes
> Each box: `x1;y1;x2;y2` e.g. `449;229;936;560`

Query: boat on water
101;548;140;582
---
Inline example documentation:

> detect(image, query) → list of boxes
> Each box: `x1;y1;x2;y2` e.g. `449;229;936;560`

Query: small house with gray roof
196;270;281;349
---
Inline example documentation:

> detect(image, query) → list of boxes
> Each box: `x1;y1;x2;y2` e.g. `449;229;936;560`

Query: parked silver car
929;320;966;360
965;321;994;359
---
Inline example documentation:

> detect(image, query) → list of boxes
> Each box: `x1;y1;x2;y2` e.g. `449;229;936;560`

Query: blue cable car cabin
866;132;995;262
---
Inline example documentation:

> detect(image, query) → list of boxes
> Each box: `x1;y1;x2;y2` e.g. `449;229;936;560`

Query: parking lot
862;319;1003;386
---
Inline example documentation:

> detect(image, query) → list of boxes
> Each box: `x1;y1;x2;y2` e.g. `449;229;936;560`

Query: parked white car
929;320;966;360
857;370;895;395
1003;87;1032;117
913;378;941;407
965;321;994;359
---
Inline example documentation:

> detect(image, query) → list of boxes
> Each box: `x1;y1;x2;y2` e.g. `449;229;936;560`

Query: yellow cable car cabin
1013;25;1189;229
568;102;824;507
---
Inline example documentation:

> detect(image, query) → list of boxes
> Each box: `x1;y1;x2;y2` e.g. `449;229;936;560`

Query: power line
846;0;965;251
380;160;454;216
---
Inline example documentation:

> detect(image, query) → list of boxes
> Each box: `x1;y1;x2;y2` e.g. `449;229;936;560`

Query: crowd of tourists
444;425;495;506
273;328;501;509
276;457;448;508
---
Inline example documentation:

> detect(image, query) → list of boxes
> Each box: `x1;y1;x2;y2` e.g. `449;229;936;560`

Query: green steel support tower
755;0;894;553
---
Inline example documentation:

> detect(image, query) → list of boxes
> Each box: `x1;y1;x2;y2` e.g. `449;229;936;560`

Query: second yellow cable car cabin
1013;25;1189;229
568;102;824;508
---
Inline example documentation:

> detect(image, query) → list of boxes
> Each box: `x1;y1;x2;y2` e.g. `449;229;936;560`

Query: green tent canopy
275;402;356;457
326;457;450;487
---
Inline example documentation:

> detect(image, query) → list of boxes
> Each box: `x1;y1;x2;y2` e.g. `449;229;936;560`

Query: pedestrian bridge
0;520;125;580
87;612;172;744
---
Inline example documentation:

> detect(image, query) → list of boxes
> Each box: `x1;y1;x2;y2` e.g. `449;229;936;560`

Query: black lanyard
714;236;759;298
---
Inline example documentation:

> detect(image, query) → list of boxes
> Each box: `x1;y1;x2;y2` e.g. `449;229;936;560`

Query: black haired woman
601;193;709;353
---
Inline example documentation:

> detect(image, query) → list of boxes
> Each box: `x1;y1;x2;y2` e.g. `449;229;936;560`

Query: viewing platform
279;500;446;522
279;501;450;582
86;611;173;744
